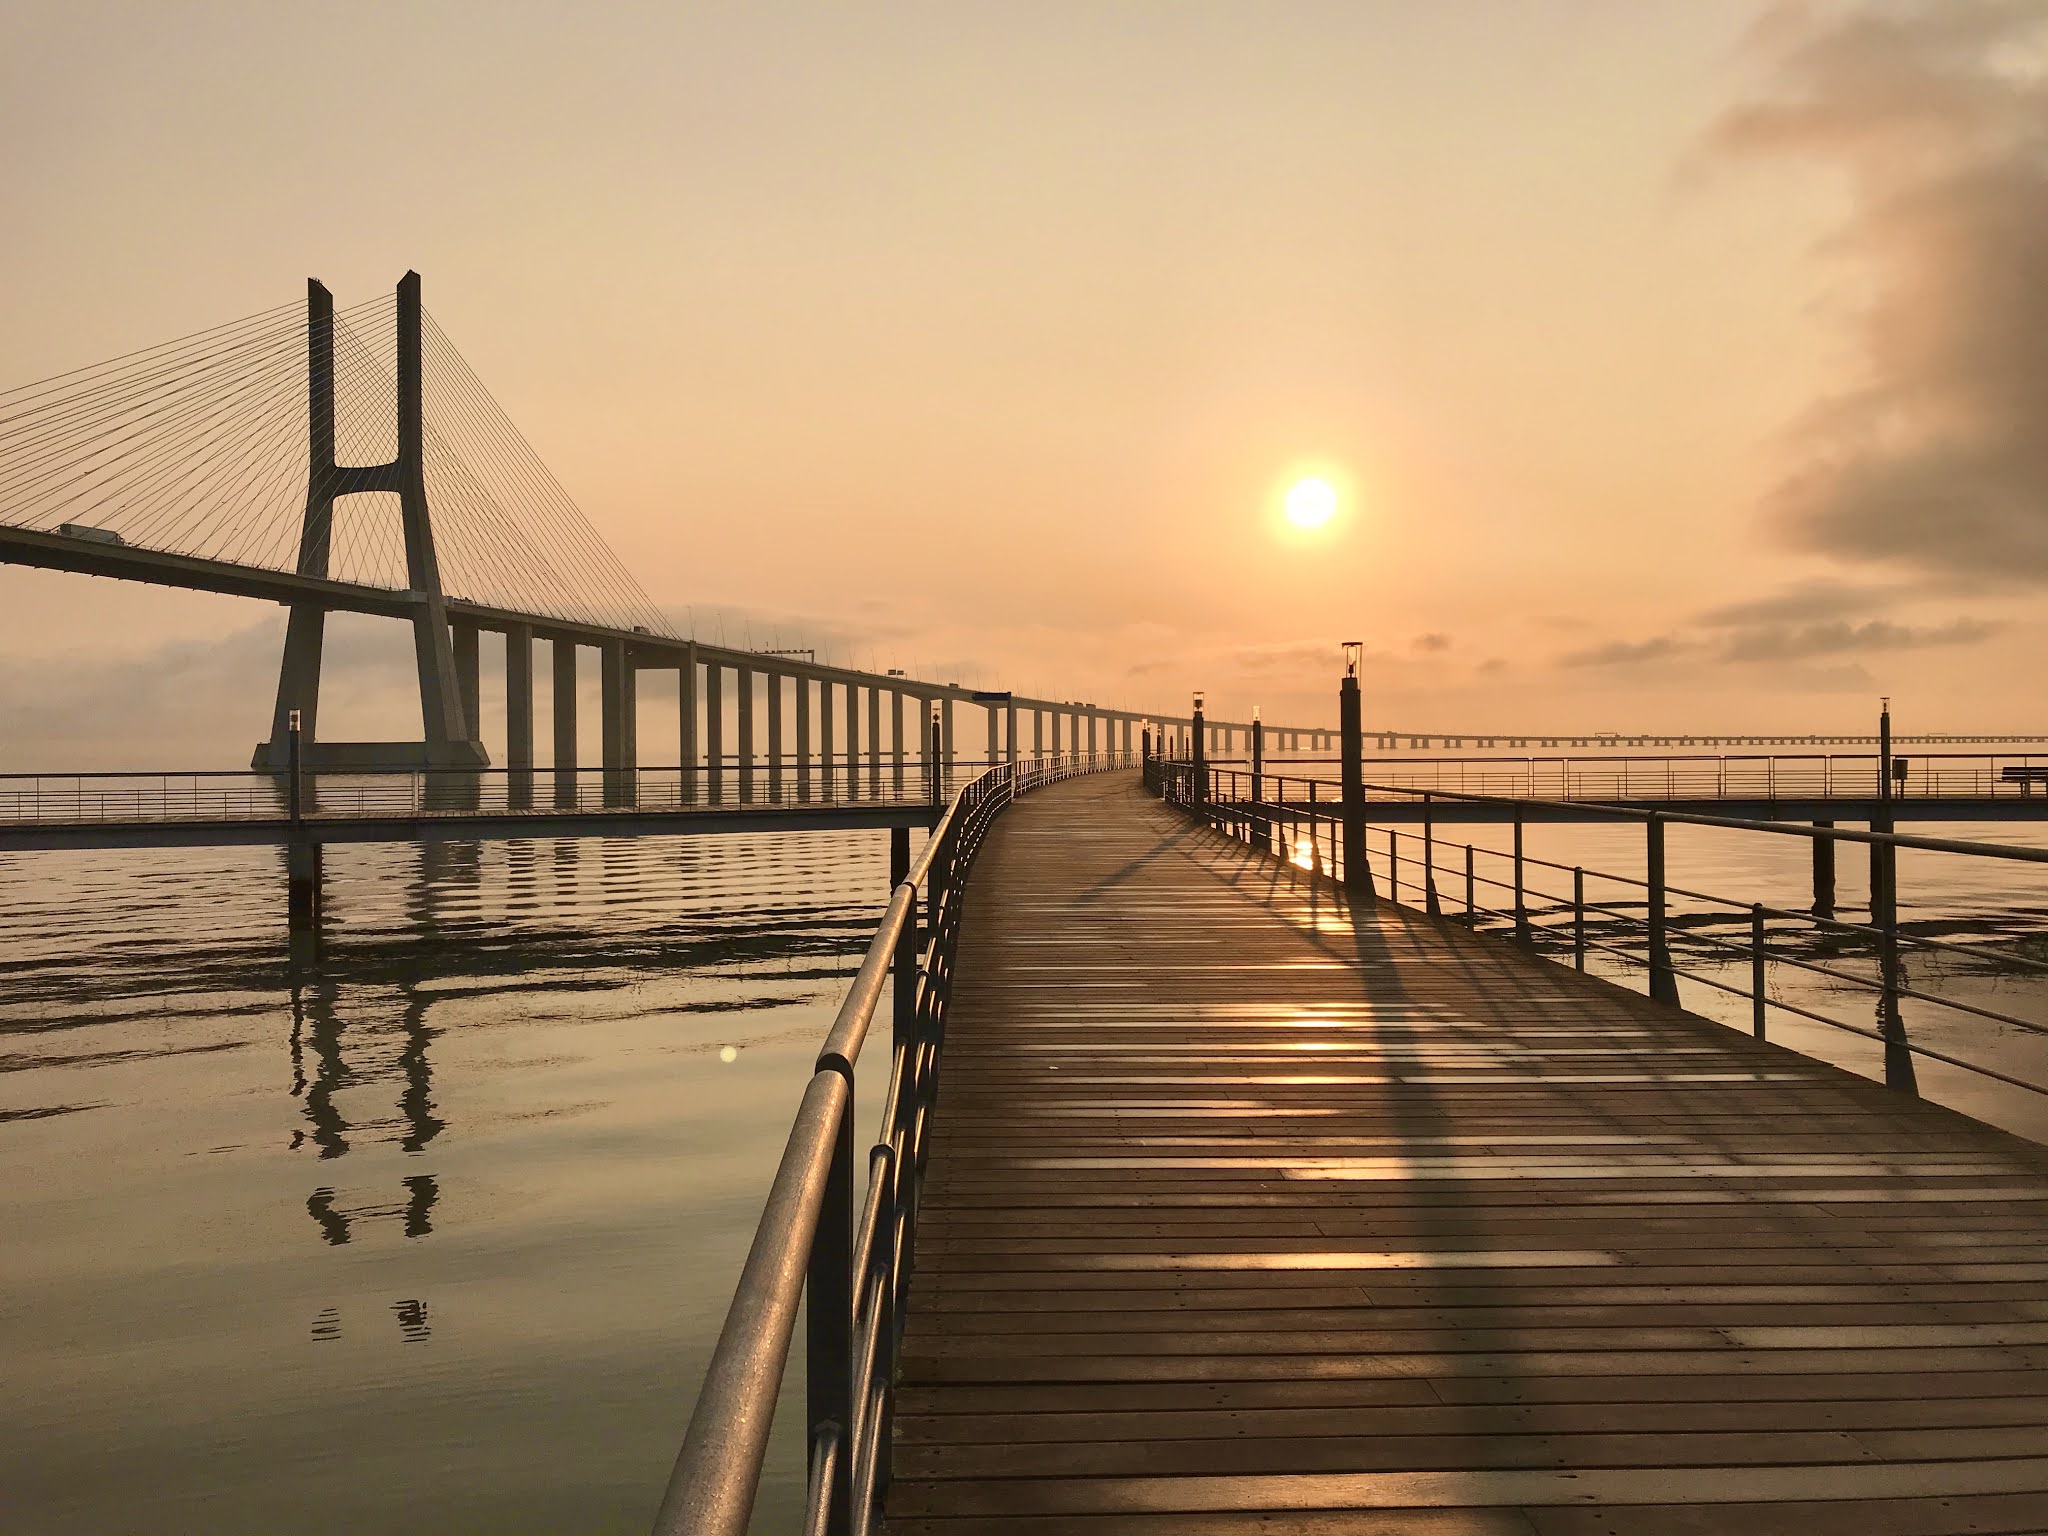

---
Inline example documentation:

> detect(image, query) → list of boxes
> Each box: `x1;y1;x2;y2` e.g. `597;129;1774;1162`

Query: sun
1284;477;1337;528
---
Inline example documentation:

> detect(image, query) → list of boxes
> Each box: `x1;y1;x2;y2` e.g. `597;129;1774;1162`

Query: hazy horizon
6;0;2047;767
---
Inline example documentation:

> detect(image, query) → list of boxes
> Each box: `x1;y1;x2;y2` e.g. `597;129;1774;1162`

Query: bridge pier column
1006;701;1019;772
796;677;813;803
737;665;756;804
679;646;699;804
844;681;860;799
1033;709;1044;760
892;691;907;793
986;706;999;774
767;672;785;802
552;638;578;807
506;624;533;808
867;685;882;797
706;663;725;804
819;678;835;801
453;620;481;740
600;639;636;806
920;700;935;798
1812;821;1835;918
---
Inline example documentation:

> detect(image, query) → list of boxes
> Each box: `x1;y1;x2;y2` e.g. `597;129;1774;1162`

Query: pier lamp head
1343;641;1362;678
1193;691;1206;714
1253;704;1261;723
288;708;302;732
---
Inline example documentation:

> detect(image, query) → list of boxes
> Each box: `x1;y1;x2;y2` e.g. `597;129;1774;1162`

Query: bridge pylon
251;272;486;771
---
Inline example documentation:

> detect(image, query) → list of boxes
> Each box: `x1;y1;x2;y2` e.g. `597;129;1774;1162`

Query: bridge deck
885;772;2048;1534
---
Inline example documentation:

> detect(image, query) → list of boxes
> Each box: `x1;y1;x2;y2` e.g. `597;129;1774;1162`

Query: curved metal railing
652;750;1132;1536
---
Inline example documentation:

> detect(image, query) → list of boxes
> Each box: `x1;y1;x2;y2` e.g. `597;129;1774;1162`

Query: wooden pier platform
885;772;2048;1535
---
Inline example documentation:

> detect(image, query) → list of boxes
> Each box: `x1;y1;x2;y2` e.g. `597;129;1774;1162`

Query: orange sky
3;1;2042;766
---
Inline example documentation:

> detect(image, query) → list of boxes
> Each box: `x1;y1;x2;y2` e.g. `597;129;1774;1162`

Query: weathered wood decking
884;771;2048;1534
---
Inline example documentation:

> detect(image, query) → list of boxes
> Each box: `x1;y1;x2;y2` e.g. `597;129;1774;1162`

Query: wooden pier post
1338;643;1376;900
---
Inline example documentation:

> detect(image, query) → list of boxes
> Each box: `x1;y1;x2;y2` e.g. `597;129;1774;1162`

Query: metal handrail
1169;750;2048;803
0;755;1100;827
652;750;1132;1536
1146;758;2048;1103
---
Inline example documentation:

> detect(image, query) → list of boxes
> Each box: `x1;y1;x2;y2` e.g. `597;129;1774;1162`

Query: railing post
1573;867;1586;969
1875;838;1918;1094
1422;794;1441;916
1646;814;1680;1004
891;827;914;1053
805;1083;856;1536
1750;903;1767;1039
287;708;304;826
1464;843;1475;926
1512;811;1530;945
927;709;944;819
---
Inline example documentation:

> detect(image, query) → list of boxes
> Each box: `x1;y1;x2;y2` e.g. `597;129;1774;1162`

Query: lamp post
1339;642;1375;900
1191;691;1207;806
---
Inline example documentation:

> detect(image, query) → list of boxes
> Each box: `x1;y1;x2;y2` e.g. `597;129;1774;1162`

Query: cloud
1559;635;1696;668
1558;609;1998;669
1714;1;2048;580
1717;614;1999;660
1411;632;1453;653
1692;578;1900;627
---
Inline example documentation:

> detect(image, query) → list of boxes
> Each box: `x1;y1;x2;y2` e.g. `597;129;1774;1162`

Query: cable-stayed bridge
0;272;1320;793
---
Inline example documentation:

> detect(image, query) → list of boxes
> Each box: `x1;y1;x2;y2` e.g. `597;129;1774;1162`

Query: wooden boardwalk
884;772;2048;1535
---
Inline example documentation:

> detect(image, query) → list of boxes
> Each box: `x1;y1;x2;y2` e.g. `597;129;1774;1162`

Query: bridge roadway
888;771;2048;1533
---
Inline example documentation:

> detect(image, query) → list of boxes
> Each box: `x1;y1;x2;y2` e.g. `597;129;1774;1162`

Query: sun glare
1285;477;1337;528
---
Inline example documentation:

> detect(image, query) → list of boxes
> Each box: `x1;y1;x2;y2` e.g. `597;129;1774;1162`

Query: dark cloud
1411;632;1453;653
1559;611;1997;669
1715;1;2048;579
1717;614;1999;660
1692;578;1900;627
1559;635;1695;668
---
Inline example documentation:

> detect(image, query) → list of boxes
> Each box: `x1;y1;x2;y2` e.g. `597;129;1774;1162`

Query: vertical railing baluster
1422;794;1441;916
1464;843;1475;926
1647;813;1679;1004
1513;812;1529;945
1573;867;1585;970
1876;836;1918;1093
1751;904;1767;1039
806;1085;855;1536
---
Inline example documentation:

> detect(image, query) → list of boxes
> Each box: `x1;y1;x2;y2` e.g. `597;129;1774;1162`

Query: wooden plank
882;773;2048;1527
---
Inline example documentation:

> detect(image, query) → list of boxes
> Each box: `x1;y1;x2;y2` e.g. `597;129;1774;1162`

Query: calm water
0;832;890;1533
7;799;2048;1532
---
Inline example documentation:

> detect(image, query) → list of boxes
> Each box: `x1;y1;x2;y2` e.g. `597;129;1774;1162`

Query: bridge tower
251;273;486;770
